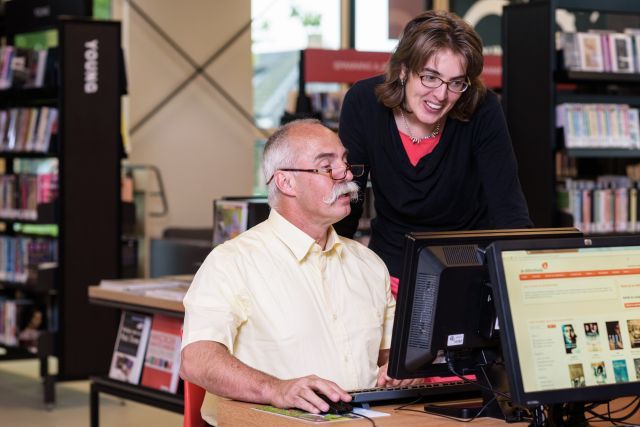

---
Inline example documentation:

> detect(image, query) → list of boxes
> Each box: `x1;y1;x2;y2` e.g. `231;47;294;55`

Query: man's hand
376;362;424;387
269;375;352;414
182;342;352;414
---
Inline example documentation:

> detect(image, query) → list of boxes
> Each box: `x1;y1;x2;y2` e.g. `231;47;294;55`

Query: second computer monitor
487;235;640;407
387;227;582;380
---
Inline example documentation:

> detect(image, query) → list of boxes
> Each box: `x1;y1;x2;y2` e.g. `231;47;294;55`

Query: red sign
481;53;501;89
304;49;503;89
304;49;391;83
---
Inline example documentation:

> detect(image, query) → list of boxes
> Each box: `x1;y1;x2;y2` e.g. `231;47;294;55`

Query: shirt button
332;314;338;321
344;355;349;362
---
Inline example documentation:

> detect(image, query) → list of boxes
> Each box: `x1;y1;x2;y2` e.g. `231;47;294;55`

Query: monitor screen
487;236;640;407
388;227;582;380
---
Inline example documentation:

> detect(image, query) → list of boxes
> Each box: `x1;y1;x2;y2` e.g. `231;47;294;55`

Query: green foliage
93;0;112;19
289;6;321;27
15;30;58;49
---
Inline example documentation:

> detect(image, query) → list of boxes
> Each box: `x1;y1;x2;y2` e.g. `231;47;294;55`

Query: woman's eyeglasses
418;74;470;93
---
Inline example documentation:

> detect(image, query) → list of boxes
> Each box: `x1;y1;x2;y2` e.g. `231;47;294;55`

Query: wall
119;0;255;235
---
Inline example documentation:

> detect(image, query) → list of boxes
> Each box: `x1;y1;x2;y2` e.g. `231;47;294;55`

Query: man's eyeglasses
266;163;365;185
418;74;470;93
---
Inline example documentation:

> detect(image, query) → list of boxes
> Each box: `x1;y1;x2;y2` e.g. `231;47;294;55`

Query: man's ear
274;171;296;197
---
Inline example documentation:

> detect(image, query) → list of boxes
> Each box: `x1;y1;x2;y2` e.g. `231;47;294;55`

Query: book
2;299;34;346
560;32;581;71
108;311;152;384
577;32;604;72
33;49;48;88
609;33;635;73
0;110;8;150
140;314;183;393
213;200;249;245
40;108;58;152
9;48;32;89
212;197;269;245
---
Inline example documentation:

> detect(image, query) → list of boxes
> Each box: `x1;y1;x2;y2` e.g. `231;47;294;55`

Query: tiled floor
0;359;183;427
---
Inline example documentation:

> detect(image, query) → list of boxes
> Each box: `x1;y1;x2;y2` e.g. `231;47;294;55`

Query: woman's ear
399;65;407;83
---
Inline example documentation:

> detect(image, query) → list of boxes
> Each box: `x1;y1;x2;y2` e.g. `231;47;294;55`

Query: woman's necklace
399;108;440;144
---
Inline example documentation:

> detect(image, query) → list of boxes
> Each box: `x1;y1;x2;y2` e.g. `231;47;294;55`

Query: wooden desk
88;284;185;313
217;398;640;427
217;399;527;426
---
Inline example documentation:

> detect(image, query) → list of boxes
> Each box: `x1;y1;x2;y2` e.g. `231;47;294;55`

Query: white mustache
322;181;359;205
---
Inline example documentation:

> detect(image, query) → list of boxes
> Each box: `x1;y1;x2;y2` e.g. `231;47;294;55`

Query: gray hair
262;118;323;206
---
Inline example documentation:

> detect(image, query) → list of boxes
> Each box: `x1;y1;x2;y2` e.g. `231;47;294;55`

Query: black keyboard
349;380;479;406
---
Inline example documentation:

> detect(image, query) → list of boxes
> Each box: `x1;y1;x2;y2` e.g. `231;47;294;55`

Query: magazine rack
88;285;185;427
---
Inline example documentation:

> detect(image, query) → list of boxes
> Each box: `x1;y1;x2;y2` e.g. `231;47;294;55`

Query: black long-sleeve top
334;75;533;278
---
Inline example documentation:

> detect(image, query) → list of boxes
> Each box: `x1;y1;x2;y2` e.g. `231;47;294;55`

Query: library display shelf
0;264;57;293
90;376;183;427
565;149;640;158
0;150;58;159
0;87;58;105
0;9;124;407
88;284;185;427
0;202;58;224
556;70;640;84
556;93;640;106
503;0;640;229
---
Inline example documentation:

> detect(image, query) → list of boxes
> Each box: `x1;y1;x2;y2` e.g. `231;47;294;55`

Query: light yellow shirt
182;209;395;424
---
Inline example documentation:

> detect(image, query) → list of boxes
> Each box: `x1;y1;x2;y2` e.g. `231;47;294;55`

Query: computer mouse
318;394;353;415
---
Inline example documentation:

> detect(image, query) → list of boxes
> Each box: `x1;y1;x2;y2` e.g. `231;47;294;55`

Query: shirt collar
269;209;344;262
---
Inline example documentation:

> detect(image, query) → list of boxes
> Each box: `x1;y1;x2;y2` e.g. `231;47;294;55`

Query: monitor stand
423;348;527;422
546;402;591;427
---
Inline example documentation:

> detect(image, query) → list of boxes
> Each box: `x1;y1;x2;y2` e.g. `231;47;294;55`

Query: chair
183;379;207;427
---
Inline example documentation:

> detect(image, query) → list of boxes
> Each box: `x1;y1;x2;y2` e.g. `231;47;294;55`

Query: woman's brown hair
375;10;487;121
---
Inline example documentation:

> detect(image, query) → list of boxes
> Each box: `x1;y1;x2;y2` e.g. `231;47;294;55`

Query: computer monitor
388;227;582;380
486;236;640;413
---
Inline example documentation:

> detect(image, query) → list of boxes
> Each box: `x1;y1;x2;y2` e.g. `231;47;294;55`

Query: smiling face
401;48;466;130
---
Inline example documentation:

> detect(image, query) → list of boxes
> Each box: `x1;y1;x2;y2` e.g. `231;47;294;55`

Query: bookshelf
502;0;640;230
0;15;123;406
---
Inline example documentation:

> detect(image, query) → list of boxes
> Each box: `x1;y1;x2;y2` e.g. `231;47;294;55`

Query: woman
335;10;532;294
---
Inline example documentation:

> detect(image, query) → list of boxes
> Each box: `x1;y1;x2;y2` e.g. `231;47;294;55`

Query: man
180;119;407;425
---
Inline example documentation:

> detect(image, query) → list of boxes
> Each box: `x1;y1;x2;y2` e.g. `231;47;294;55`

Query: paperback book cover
253;405;362;423
140;314;183;393
213;200;248;245
108;311;152;384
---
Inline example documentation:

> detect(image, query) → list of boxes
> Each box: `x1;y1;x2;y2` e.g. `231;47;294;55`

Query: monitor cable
350;412;378;427
445;356;510;400
583;397;640;425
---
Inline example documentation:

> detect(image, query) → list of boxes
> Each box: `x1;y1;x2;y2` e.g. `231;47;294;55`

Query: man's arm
375;349;422;387
180;340;352;413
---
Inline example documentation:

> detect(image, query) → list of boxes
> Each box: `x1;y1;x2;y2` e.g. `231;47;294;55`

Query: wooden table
217;397;640;426
88;284;185;313
217;400;527;426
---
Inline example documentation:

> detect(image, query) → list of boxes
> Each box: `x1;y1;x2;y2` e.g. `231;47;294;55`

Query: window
252;0;341;129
